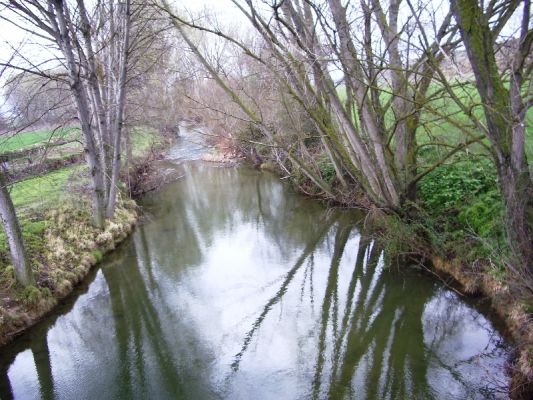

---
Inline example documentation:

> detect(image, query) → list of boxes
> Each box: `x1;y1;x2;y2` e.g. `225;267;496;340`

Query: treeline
158;0;532;293
0;0;193;286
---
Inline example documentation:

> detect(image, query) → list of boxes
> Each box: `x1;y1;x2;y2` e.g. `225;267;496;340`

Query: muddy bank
428;256;533;399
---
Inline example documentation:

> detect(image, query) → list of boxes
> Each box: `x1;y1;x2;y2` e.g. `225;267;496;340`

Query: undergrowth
416;157;508;275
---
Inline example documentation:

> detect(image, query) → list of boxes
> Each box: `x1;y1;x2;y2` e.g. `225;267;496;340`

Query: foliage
417;158;507;261
317;155;336;185
418;158;498;211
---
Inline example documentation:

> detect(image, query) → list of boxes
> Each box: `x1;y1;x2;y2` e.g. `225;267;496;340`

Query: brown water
0;155;510;399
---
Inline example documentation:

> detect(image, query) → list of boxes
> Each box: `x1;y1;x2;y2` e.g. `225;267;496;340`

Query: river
0;135;511;399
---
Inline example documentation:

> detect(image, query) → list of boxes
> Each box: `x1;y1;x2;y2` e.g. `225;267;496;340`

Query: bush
418;158;498;212
20;286;41;306
417;158;507;261
317;156;336;185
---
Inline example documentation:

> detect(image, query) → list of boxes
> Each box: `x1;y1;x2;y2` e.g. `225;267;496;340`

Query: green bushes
417;158;506;262
317;156;336;185
418;158;498;211
19;286;51;306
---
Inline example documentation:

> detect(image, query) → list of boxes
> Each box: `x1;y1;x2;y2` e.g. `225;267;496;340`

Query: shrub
20;286;41;306
418;158;498;212
417;158;507;261
317;156;336;185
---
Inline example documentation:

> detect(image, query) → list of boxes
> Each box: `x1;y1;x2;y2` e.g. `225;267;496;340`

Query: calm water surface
0;156;510;399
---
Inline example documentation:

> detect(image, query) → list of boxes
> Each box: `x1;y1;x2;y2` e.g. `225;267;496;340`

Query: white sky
0;0;525;93
0;0;241;74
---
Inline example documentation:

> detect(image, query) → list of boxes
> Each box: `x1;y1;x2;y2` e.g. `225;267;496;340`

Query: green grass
0;166;81;257
130;126;161;158
0;219;47;257
3;125;162;217
337;82;533;164
0;125;166;263
9;166;81;213
0;128;81;154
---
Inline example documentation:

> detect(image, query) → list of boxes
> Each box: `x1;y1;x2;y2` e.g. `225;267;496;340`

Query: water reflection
0;163;509;399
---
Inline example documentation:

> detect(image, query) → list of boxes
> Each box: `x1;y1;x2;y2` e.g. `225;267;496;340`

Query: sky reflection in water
0;163;509;400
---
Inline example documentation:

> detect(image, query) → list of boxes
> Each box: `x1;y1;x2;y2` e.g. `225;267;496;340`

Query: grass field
0;166;83;255
130;126;161;158
0;128;81;154
337;83;533;163
0;126;165;259
10;166;82;212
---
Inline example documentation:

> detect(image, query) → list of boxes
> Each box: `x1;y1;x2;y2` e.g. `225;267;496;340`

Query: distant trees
4;74;74;128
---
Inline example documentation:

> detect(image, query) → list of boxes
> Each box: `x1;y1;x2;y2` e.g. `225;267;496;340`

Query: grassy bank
0;127;81;154
0;126;169;346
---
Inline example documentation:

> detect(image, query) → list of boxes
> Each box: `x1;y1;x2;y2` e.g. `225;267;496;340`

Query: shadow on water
0;162;510;400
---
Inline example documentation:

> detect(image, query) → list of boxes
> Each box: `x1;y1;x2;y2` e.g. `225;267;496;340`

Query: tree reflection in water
0;164;509;400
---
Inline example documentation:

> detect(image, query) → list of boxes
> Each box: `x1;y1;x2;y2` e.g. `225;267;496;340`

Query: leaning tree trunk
452;0;533;284
0;170;34;286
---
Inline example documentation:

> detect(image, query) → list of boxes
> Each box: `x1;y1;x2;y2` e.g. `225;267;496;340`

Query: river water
0;136;511;399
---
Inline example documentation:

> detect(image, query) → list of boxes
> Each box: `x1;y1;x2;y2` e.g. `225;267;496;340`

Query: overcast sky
0;0;242;74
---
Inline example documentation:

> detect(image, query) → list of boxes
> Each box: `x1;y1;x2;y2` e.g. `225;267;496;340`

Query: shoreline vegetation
206;140;533;398
0;1;531;398
0;127;173;347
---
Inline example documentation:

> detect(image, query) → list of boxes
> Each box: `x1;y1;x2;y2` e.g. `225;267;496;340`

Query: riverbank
0;199;138;346
0;128;174;347
216;140;532;398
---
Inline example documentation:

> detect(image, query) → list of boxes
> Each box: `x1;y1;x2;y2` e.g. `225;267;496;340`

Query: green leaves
418;158;506;260
419;159;498;212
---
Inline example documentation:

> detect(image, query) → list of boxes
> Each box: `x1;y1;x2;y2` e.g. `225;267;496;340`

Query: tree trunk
0;170;33;286
452;0;533;282
53;0;107;228
107;0;131;218
498;158;533;285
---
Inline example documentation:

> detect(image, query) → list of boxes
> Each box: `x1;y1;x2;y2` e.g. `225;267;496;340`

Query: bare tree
0;0;133;226
105;0;132;218
159;0;470;209
3;71;74;128
0;55;33;286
